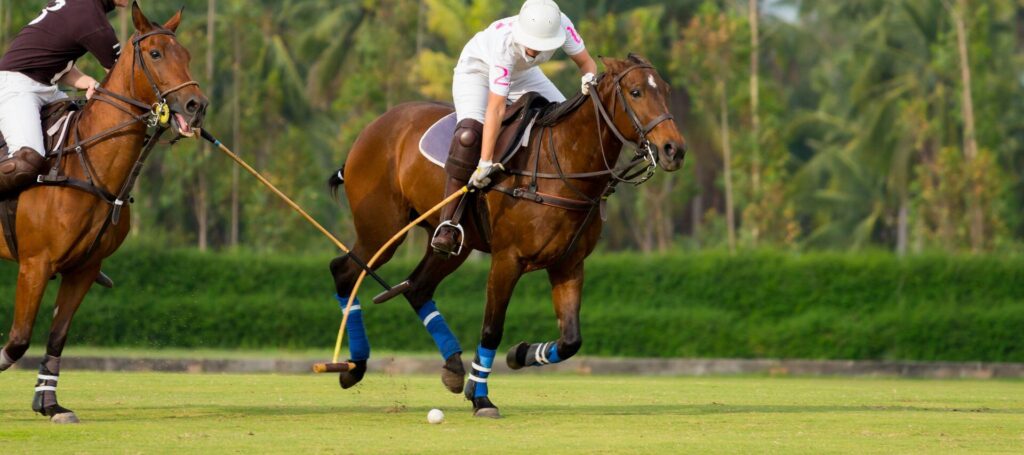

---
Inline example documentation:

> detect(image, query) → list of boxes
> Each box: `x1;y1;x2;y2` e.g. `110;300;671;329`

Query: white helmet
512;0;565;52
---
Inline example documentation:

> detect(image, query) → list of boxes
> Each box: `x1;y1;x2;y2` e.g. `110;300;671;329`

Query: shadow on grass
45;402;1021;422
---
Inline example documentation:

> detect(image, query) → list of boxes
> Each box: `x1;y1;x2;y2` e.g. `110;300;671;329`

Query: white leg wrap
0;348;14;371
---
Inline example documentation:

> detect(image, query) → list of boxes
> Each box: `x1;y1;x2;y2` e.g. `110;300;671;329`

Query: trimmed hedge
0;248;1021;361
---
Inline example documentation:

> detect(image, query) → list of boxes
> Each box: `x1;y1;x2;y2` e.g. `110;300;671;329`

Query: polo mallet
199;130;409;312
316;186;470;374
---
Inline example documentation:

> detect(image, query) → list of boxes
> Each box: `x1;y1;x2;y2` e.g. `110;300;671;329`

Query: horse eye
149;50;162;60
630;89;642;98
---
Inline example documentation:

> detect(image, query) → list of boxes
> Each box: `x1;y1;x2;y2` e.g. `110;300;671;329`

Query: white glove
581;73;596;95
469;160;504;189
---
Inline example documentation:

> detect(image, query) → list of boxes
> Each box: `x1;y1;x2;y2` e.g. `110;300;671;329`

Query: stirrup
431;221;465;256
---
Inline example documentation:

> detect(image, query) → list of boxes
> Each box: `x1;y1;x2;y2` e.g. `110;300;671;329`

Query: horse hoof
50;412;79;424
338;360;367;389
441;354;465;394
473;407;502;419
506;342;529;370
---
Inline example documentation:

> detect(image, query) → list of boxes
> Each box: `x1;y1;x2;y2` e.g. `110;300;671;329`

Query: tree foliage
0;0;1020;253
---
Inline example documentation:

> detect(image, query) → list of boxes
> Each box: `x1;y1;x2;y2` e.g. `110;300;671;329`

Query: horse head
121;1;208;138
597;54;686;172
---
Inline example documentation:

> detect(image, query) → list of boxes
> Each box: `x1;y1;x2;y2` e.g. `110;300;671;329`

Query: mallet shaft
200;129;393;291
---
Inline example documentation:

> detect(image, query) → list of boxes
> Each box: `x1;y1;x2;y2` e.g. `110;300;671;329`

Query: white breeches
0;71;68;157
452;67;566;122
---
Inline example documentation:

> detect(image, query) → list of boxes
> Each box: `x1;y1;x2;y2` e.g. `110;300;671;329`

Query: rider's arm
571;49;598;77
58;66;99;99
480;91;507;163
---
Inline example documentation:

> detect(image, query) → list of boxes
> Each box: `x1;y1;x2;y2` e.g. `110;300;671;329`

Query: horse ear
163;7;184;32
601;56;626;74
131;1;154;34
627;53;651;66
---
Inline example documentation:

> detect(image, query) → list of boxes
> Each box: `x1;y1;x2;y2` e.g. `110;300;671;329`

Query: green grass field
1;371;1022;454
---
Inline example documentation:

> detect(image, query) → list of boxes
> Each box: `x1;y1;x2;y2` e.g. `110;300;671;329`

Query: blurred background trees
1;0;1020;254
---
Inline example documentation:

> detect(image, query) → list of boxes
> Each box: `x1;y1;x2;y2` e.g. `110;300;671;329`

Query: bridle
589;64;674;185
33;27;200;263
92;29;200;130
487;63;678;262
496;63;677;210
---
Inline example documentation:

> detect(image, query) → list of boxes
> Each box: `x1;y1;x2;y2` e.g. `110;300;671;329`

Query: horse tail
327;164;345;202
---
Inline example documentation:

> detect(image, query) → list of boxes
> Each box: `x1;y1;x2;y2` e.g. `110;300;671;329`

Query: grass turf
0;371;1022;453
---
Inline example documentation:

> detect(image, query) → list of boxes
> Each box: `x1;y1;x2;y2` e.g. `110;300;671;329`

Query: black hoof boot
441;353;465;394
464;379;501;418
32;392;79;424
338;360;367;389
506;342;529;370
471;397;501;418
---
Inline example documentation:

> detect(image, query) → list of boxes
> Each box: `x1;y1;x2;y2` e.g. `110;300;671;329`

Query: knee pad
445;119;483;182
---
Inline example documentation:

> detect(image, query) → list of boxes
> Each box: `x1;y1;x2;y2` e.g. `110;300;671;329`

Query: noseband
588;64;675;185
92;28;200;128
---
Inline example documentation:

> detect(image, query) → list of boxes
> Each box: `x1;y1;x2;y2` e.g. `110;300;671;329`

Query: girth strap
492;187;593;211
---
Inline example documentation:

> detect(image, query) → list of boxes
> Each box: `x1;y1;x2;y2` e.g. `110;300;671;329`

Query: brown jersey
0;0;120;86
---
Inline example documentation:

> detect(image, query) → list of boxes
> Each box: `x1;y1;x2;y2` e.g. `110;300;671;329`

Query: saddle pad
419;112;458;168
417;111;539;169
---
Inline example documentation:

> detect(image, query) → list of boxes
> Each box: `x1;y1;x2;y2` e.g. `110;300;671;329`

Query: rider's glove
581;73;596;95
469;160;504;189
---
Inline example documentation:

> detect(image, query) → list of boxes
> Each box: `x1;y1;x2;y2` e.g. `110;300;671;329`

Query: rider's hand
84;80;99;100
581;73;596;95
470;160;504;189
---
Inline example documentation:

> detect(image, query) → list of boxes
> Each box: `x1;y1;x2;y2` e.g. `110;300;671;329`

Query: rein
36;28;199;262
494;64;675;211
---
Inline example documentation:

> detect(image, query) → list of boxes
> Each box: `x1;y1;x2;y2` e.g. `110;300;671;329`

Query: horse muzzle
169;94;208;138
654;140;686;172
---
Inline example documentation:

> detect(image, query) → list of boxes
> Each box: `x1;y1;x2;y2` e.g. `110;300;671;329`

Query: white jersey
455;13;586;97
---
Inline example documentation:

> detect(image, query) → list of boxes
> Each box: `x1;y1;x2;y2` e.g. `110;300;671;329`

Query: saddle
419;92;555;169
0;99;83;259
0;99;82;158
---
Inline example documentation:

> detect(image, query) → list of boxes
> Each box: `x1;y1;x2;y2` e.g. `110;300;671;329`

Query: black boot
0;148;46;195
430;175;468;256
431;118;483;256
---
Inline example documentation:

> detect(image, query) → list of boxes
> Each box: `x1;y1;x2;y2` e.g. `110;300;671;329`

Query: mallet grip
313;362;356;373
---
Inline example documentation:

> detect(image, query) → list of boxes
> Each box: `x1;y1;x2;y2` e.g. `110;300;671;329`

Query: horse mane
536;90;590;127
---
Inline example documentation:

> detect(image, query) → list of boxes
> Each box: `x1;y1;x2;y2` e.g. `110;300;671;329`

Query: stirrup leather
432;221;465;256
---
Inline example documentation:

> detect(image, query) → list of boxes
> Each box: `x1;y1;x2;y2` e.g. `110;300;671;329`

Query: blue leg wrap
336;295;370;361
416;300;461;360
470;345;496;398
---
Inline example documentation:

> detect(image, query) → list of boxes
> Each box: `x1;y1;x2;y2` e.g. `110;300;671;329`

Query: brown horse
0;3;206;423
328;54;685;417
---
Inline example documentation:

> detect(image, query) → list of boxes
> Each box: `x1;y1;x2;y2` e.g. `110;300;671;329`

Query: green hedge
0;248;1022;361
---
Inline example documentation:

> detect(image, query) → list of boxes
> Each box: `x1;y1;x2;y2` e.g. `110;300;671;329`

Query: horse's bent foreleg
507;261;584;370
32;264;99;424
403;244;472;393
465;254;523;418
1;258;52;372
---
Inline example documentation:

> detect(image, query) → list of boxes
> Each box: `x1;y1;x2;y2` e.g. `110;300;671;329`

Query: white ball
427;408;445;424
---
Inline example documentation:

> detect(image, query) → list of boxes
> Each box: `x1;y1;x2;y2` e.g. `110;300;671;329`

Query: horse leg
506;261;584;370
0;258;52;374
464;254;523;418
328;228;408;389
31;263;99;424
402;243;471;394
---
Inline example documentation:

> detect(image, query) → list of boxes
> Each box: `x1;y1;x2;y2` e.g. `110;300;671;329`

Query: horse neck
545;89;627;187
71;56;151;194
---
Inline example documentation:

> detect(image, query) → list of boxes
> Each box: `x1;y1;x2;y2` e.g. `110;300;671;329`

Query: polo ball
427;408;445;424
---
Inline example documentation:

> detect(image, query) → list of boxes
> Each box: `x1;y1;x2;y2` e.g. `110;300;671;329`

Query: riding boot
431;119;483;256
0;148;46;195
430;175;469;255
